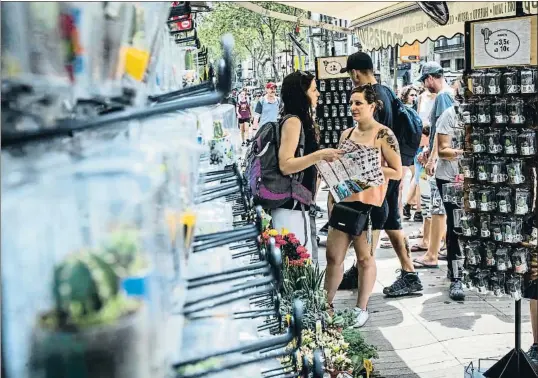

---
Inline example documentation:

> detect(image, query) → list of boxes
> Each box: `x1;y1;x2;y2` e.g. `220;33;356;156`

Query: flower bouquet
261;228;311;266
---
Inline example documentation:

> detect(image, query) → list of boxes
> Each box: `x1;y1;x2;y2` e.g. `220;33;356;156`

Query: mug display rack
315;78;354;149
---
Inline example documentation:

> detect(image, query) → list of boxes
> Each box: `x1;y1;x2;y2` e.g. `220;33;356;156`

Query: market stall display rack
459;15;538;376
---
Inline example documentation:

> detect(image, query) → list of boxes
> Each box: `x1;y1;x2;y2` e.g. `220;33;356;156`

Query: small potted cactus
30;248;150;378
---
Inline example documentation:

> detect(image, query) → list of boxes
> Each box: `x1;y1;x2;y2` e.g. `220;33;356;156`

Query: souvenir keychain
480;214;491;238
492;216;504;242
460;156;475;178
318;119;325;131
341;92;347;105
342;118;348;129
488;160;507;184
459;101;476;124
486;130;503;154
501;129;519;155
507;159;526;185
508;98;525;124
483;242;496;267
502;69;520;94
492;98;509;124
514;188;530;215
520;67;537;94
485;70;501;95
332;131;339;144
470;71;486;95
323;105;329;118
333;92;340;104
477;99;492;125
471;130;486;154
347;105;352;117
496;188;512;214
331;105;338;117
326;118;333;131
346;78;352;91
512;248;529;274
518;130;536;156
318;95;323;105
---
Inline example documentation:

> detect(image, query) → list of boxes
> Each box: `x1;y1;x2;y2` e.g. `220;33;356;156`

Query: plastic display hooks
1;34;234;147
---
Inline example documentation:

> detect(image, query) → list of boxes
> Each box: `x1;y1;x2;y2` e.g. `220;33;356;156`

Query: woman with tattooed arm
324;84;402;327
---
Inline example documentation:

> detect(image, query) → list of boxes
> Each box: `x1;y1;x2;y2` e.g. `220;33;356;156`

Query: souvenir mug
333;92;340;104
486;130;502;154
338;79;344;91
477;99;491;124
339;104;345;117
514;188;530;215
506;160;526;185
459;101;476;124
508;98;525;124
520;67;537;94
331;105;338;117
496;248;510;271
485;71;501;95
496;188;512;214
470;71;486;95
501;129;518;155
471;130;486;153
334;118;341;131
475;158;488;182
460;156;474;178
492;98;509;124
326;118;333;131
488;160;507;184
330;79;336;91
480;214;491;238
502;70;520;94
518;130;536;156
325;92;332;105
467;186;478;209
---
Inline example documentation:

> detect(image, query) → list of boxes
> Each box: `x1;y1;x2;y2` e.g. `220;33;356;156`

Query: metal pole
393;45;398;92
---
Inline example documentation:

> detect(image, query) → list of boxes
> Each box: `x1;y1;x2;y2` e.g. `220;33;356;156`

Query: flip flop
381;236;389;241
380;241;392;248
408;233;423;240
411;245;428;252
413;259;439;269
438;251;447;261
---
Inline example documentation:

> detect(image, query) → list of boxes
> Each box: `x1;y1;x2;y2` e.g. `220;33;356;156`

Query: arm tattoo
376;128;400;153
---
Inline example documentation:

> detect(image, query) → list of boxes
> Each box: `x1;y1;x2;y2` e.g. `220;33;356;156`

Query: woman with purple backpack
271;71;344;254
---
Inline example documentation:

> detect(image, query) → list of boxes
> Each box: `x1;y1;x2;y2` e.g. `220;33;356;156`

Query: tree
197;2;305;83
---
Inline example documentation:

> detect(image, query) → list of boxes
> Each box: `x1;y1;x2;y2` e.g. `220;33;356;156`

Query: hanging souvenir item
334;118;341;131
325;92;332;105
492;216;504;242
326;118;333;131
338;79;344;91
467;185;478;209
319;80;326;92
502;217;523;243
506;275;522;300
480;214;491;238
460;156;475;178
478;187;496;212
483;242;497;267
514;188;531;215
492;98;509;124
345;78;352;90
502;69;520;94
508;98;525;124
461;212;478;236
496;188;512;214
330;79;336;91
485;70;501;95
501;129;519;155
485;130;502;155
477;99;491;125
333;91;340;104
331;105;338;118
518;130;536;156
471;129;486;153
488;159;507;184
470;71;486;95
520;67;537;94
475;157;488;182
339;104;345;117
512;248;529;274
459;101;476;124
496;248;511;271
318;118;325;131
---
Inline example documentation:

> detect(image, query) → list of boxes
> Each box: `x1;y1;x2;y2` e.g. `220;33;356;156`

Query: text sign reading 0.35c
473;18;532;68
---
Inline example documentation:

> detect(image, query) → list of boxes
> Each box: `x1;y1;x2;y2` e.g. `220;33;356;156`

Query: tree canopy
197;2;306;82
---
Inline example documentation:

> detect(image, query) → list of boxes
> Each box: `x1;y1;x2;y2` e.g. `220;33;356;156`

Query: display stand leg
484;300;538;378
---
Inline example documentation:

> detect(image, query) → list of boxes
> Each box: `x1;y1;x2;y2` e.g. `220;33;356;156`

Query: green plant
101;229;143;276
53;251;119;322
342;328;378;376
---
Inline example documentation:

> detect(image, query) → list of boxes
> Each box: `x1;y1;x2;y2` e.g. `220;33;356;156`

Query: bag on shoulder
384;86;423;161
245;115;313;209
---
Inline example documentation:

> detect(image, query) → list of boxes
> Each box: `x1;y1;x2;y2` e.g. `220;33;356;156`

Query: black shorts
371;179;402;231
238;118;250;124
331;201;388;233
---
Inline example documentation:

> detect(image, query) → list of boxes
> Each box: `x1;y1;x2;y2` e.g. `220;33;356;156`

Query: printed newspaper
316;139;385;203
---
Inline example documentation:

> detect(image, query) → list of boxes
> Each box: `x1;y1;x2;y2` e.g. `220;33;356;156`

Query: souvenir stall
455;13;538;378
1;3;327;378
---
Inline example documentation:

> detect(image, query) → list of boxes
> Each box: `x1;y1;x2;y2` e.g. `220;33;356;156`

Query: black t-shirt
372;84;394;130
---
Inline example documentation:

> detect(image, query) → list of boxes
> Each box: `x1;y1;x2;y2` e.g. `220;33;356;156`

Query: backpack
384;86;423;161
244;115;313;210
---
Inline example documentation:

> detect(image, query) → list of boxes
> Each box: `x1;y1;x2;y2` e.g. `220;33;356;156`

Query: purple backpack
245;115;313;210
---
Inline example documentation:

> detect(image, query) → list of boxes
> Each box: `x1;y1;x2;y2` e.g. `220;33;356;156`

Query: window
441;60;451;69
456;58;465;70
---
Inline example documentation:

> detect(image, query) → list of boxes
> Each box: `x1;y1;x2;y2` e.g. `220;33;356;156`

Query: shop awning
353;1;518;51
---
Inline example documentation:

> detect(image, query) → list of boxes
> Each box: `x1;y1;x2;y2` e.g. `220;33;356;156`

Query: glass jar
502;70;520;94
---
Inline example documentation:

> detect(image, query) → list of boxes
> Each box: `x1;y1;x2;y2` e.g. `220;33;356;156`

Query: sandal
411;245;428;252
408;232;423;240
438;251;447;261
380;241;392;249
413;258;439;269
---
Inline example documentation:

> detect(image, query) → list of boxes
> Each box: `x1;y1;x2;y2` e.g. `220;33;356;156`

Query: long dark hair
280;71;319;144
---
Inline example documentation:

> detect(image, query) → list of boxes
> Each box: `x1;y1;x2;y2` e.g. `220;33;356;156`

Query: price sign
470;15;537;69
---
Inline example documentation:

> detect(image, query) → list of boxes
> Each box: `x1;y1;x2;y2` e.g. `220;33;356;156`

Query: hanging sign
174;29;196;42
168;14;193;32
469;15;537;69
315;56;349;80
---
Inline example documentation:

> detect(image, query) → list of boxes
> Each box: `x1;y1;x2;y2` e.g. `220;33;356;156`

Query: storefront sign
355;2;517;50
470;15;538;68
522;1;538;14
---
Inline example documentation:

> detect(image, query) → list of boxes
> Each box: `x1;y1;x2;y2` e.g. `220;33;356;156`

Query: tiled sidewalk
314;189;534;378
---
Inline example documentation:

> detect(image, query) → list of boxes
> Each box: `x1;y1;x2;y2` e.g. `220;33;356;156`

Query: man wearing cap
336;52;423;298
253;82;281;132
416;61;465;301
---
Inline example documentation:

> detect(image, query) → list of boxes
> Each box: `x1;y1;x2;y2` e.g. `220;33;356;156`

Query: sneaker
449;280;465;301
353;307;369;328
338;264;358;290
383;270;423;297
527;344;538;365
413;211;424;222
403;203;412;219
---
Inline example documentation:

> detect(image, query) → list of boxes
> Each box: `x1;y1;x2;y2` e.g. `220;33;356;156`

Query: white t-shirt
418;91;436;126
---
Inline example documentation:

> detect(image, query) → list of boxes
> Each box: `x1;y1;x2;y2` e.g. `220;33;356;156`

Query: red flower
297;245;307;254
286;233;296;239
